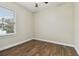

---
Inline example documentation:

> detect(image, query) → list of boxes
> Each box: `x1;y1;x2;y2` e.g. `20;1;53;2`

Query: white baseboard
32;38;75;47
33;38;79;55
0;38;32;51
0;37;79;55
74;46;79;55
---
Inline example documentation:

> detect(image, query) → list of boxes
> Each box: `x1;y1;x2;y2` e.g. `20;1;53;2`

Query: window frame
0;6;16;37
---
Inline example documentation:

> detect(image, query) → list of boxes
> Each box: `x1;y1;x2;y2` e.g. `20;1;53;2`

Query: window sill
0;33;16;37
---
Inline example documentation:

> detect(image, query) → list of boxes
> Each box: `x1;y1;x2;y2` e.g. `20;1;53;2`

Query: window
0;6;16;36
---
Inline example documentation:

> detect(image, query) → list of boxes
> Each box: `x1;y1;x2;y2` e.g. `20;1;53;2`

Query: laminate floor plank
0;39;78;56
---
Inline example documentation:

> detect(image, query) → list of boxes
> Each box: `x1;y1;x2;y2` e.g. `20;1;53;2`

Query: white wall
0;2;77;51
34;3;73;44
0;2;33;49
74;3;79;52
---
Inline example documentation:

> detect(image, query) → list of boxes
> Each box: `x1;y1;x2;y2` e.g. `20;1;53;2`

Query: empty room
0;2;79;56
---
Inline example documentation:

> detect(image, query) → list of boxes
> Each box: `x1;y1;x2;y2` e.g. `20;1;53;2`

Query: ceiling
17;2;64;12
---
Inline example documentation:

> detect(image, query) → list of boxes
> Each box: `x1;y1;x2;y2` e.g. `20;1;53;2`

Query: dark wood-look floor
0;39;78;56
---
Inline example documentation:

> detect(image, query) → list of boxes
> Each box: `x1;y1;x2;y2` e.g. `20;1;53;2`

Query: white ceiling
17;2;64;12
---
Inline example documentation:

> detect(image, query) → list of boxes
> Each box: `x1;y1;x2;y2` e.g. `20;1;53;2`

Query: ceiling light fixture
35;2;48;7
